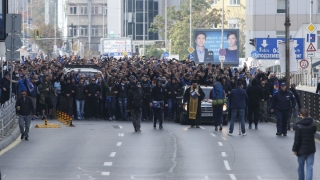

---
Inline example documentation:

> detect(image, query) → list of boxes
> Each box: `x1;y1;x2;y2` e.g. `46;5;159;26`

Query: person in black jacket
61;77;75;117
118;78;129;120
0;73;11;104
246;79;263;129
271;82;296;136
150;78;168;129
16;90;35;141
166;77;180;121
141;75;152;121
85;78;100;119
259;80;270;122
75;79;86;120
289;84;302;130
292;109;316;180
127;82;144;132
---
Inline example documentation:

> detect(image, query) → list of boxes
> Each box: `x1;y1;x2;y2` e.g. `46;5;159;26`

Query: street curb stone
0;124;20;152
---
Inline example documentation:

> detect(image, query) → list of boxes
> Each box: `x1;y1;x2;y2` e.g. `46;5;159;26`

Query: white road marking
104;162;113;166
118;133;124;137
222;137;227;140
0;135;21;156
257;176;264;179
200;126;205;129
117;142;122;146
110;152;116;157
229;174;237;180
210;133;216;137
204;176;209;179
131;175;135;179
222;152;227;157
101;172;110;176
218;142;223;146
169;132;178;173
119;126;123;129
224;160;231;170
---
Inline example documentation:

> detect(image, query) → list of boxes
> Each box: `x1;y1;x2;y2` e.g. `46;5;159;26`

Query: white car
63;65;104;80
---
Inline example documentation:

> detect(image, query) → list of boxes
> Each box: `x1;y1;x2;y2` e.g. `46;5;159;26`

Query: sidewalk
0;118;20;152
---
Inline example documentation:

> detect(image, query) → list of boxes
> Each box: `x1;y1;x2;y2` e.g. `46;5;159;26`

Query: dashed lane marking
199;126;205;129
224;160;231;170
257;176;264;179
104;162;113;166
101;172;110;176
222;152;226;157
118;133;124;137
229;174;237;180
218;142;223;146
119;126;123;129
210;133;216;137
117;142;122;146
110;152;116;157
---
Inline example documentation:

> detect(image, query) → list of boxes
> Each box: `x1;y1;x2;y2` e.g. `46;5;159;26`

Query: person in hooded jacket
259;79;270;122
85;77;100;119
150;78;168;129
61;77;75;117
289;84;302;130
118;78;129;120
104;77;119;121
127;82;144;132
292;109;316;180
246;79;263;129
166;77;180;121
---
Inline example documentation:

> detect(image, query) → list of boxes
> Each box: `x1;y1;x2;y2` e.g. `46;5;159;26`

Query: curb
268;117;320;141
0;124;20;152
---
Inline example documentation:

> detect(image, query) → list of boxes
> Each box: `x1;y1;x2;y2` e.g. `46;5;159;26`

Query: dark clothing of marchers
150;85;167;128
16;96;35;140
246;79;263;127
292;117;317;156
290;87;301;109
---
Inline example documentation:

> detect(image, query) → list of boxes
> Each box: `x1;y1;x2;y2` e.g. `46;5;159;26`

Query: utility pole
143;0;145;56
285;0;291;88
165;0;167;51
189;0;192;47
103;1;105;38
54;1;57;53
221;0;224;69
310;0;313;86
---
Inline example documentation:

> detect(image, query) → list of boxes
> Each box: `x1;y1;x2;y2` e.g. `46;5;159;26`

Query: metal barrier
0;97;17;139
297;90;320;121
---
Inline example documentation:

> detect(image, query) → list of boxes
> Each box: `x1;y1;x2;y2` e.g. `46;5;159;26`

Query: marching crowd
0;54;317;179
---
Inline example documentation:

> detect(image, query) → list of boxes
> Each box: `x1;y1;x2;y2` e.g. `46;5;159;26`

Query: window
277;0;285;13
318;1;320;13
69;26;77;36
228;18;239;29
229;0;240;5
80;6;87;14
276;31;285;38
210;0;218;6
70;6;77;14
80;26;88;36
92;7;99;14
91;26;98;36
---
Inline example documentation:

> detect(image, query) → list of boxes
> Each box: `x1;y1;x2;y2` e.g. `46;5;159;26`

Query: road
0;119;320;180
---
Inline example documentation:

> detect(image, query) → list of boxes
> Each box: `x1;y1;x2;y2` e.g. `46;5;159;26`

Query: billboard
193;29;240;65
100;38;132;58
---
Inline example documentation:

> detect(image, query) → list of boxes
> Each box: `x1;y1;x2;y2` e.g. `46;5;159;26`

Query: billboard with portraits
193;29;240;65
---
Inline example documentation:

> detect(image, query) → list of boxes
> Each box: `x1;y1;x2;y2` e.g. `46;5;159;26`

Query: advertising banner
100;38;132;58
193;29;240;65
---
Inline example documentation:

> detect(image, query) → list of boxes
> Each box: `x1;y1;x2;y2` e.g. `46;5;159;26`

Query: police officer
149;78;168;129
271;82;296;136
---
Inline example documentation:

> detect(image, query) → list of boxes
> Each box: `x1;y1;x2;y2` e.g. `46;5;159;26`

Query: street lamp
69;23;74;53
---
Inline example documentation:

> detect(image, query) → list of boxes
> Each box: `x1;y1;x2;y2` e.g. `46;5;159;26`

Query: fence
0;97;17;139
276;73;319;87
297;90;320;121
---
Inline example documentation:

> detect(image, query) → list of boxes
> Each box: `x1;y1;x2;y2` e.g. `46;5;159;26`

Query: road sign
123;51;127;56
163;52;169;59
255;38;304;59
6;52;20;61
251;60;259;68
6;14;22;34
251;50;259;59
300;59;309;69
188;54;194;60
109;53;114;57
306;43;316;52
306;23;317;33
188;47;194;53
219;56;225;61
5;35;22;51
218;49;226;56
307;52;315;57
306;34;316;42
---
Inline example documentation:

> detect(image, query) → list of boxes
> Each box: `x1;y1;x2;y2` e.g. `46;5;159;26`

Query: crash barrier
297;90;320;121
0;97;17;139
276;73;318;87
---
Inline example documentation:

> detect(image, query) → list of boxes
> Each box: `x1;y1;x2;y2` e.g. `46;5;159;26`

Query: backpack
211;82;226;106
211;82;225;99
132;89;143;108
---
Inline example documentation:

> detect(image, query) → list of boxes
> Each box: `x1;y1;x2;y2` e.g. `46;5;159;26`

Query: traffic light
34;29;40;40
249;38;255;46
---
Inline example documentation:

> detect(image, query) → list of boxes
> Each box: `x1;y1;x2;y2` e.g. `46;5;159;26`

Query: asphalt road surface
0;119;320;180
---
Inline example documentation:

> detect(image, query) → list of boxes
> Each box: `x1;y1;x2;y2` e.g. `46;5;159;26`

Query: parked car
175;86;228;125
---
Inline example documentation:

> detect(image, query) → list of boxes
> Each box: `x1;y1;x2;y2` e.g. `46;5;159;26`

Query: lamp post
70;23;74;53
